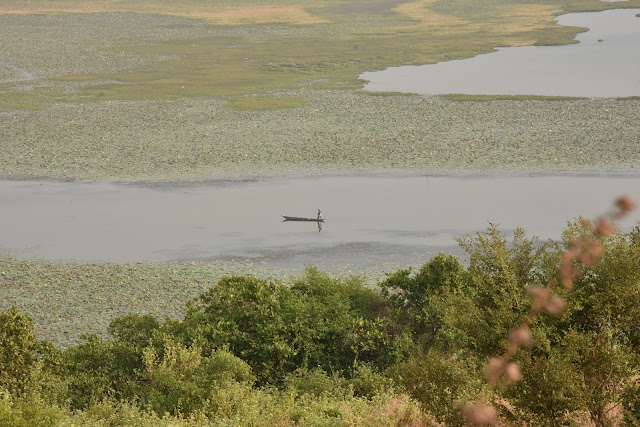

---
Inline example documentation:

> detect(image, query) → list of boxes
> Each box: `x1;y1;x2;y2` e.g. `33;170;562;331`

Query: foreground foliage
1;224;639;425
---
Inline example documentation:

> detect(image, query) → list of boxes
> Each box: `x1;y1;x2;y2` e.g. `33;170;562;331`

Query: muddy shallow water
2;174;639;271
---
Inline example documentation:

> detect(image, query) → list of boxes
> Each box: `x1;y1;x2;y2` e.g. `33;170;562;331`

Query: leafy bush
178;268;396;384
53;335;144;410
141;337;254;417
453;226;551;357
178;275;296;384
0;391;67;427
348;362;394;399
390;347;481;426
380;253;467;343
108;314;160;349
285;268;396;372
283;367;351;399
0;308;38;394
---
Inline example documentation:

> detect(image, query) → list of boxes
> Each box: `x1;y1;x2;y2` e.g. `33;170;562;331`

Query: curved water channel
361;8;640;97
2;175;639;272
3;6;640;273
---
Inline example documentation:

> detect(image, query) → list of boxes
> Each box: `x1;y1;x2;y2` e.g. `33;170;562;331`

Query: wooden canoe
282;215;325;222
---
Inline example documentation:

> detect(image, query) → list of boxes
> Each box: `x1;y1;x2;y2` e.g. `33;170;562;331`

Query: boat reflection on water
282;215;325;232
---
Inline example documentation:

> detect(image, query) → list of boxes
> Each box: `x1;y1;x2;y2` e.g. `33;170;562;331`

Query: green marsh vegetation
439;94;587;102
0;258;297;348
0;0;594;101
1;0;640;180
2;92;639;180
3;0;639;102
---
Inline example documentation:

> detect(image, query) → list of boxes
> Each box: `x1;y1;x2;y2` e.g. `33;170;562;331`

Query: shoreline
3;166;640;187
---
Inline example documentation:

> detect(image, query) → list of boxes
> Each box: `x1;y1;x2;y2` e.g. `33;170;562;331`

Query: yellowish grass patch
492;4;560;40
392;0;562;47
0;2;327;25
393;0;468;30
183;6;327;26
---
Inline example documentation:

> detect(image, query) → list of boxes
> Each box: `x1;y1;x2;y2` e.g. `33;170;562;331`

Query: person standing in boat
317;209;323;221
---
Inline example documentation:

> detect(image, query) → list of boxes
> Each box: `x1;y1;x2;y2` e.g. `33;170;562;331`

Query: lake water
2;175;639;271
360;8;640;97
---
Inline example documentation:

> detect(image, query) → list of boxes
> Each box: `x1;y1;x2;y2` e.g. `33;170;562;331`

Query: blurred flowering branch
464;195;636;425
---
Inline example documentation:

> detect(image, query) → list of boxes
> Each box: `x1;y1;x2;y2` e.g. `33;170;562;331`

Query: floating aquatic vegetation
0;256;394;348
1;90;639;182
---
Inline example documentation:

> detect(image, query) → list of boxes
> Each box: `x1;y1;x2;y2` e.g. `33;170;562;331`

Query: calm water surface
2;175;639;270
361;8;640;97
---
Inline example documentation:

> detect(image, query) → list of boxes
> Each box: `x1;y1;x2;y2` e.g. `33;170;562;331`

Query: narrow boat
282;215;325;222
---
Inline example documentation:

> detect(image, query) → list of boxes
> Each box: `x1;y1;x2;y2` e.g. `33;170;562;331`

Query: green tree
178;275;295;384
380;253;467;343
506;346;584;425
286;267;394;372
177;268;395;385
558;224;640;426
141;337;254;417
451;225;551;357
457;223;640;425
0;308;38;394
54;335;144;410
391;346;482;426
108;314;160;349
622;378;640;425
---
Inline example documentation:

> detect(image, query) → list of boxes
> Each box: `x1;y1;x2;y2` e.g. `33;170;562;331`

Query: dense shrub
0;308;38;394
178;268;396;385
53;335;144;410
285;268;396;372
283;367;351;399
390;347;481;426
0;391;67;427
176;274;296;384
380;253;467;345
141;337;254;417
108;314;160;349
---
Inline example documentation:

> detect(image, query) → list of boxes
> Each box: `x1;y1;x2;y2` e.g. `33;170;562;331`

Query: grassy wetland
2;1;640;424
0;257;298;348
2;0;640;181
